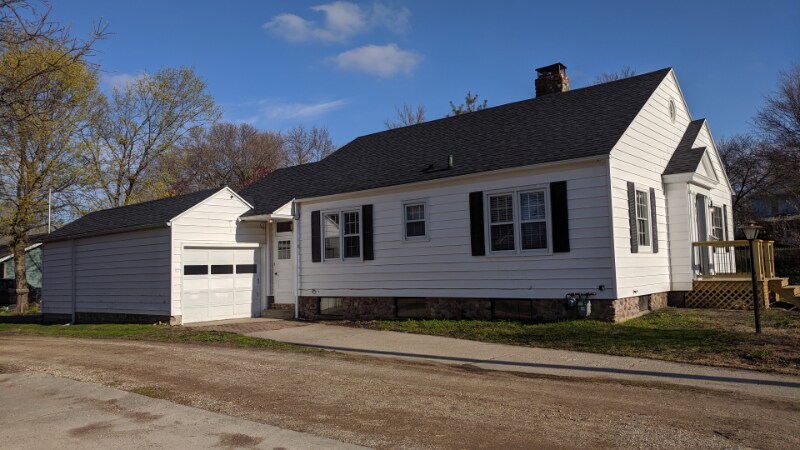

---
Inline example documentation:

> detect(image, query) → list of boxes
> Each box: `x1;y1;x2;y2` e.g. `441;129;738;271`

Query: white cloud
333;44;421;77
101;72;144;90
225;98;349;125
263;1;410;43
260;99;350;119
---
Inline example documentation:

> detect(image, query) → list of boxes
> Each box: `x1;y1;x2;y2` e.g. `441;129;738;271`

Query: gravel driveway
1;335;798;449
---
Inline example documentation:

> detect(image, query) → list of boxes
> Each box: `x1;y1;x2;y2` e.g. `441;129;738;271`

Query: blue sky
52;0;799;146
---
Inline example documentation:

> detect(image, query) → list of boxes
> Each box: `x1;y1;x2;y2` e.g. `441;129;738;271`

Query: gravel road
1;335;797;449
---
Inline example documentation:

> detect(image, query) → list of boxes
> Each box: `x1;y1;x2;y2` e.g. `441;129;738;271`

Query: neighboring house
0;237;44;305
41;64;734;325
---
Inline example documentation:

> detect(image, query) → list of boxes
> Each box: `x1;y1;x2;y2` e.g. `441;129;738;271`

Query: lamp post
740;223;763;334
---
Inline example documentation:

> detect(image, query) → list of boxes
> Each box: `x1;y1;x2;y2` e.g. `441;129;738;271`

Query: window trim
634;187;651;250
402;199;429;241
321;207;364;262
483;185;552;256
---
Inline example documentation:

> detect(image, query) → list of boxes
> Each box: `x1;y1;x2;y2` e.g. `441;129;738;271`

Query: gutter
70;239;77;324
293;200;300;320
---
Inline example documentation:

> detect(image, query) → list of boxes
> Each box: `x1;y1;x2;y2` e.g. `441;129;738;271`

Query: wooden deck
687;240;798;310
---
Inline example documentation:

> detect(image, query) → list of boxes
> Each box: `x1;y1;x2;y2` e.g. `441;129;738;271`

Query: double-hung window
710;206;723;240
323;209;361;261
404;201;427;240
487;188;549;254
635;189;650;247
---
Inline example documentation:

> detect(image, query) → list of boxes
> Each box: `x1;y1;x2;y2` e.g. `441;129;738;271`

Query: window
493;299;533;320
710;206;723;240
487;188;549;253
323;213;340;259
276;221;293;233
635;189;650;247
403;202;427;239
668;98;677;122
519;191;547;250
343;211;361;258
184;265;207;275
489;194;515;251
396;298;427;318
236;264;257;274
277;240;291;260
320;297;345;316
323;209;362;261
210;264;233;274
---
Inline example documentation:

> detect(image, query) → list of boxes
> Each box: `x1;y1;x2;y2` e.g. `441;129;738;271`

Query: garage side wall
41;228;172;321
170;189;264;319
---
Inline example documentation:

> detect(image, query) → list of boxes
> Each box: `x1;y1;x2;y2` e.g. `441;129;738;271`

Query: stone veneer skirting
299;292;668;323
42;312;178;325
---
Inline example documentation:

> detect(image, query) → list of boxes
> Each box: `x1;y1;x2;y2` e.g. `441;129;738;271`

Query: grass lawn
356;308;800;375
0;322;315;352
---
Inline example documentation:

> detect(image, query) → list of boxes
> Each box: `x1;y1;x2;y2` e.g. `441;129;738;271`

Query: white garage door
181;247;260;324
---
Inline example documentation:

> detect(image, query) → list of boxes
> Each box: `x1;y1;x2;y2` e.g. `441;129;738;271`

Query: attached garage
41;187;267;325
180;247;260;324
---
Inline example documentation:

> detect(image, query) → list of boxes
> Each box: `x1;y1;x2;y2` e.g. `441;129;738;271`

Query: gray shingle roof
242;68;672;214
43;188;223;242
663;119;706;175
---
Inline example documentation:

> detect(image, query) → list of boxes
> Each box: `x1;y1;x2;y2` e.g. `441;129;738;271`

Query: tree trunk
13;238;29;313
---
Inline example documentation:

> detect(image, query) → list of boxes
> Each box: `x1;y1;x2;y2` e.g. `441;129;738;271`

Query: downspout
293;200;300;319
70;239;77;324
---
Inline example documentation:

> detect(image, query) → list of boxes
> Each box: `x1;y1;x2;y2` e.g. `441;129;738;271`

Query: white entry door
181;247;259;324
273;235;295;304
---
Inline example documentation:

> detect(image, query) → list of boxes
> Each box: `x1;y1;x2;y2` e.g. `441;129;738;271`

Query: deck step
780;285;800;297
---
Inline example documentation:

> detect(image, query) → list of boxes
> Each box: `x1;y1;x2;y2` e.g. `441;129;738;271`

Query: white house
41;64;734;324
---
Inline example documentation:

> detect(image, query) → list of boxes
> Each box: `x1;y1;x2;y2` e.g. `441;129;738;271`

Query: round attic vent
668;98;677;122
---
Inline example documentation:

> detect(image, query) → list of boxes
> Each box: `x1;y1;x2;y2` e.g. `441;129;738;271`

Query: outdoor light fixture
739;223;763;334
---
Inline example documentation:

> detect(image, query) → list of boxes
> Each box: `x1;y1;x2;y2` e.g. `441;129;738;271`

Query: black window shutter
550;181;570;252
627;182;638;254
649;187;658;253
311;210;321;263
723;204;729;240
362;204;374;260
469;191;486;256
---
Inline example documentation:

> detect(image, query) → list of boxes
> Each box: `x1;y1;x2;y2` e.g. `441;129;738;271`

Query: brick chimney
535;63;569;97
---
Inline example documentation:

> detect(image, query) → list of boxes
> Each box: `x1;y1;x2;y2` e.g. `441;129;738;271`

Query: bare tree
593;67;637;85
85;66;220;207
385;103;426;129
755;64;800;152
282;125;336;166
164;122;284;193
0;42;98;312
448;91;487;116
718;135;774;223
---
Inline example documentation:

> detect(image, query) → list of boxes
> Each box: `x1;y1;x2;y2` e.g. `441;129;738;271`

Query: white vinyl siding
41;228;172;316
610;71;733;295
299;160;615;300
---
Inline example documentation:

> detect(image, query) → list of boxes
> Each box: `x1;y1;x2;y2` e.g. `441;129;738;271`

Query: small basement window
236;264;257;274
184;265;208;275
396;298;427;318
493;299;533;321
210;265;234;275
320;297;345;316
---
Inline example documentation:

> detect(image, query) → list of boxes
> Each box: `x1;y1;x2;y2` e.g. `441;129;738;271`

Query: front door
695;194;711;274
273;233;295;304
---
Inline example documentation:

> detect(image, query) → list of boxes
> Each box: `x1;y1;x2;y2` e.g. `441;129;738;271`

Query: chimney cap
535;63;567;74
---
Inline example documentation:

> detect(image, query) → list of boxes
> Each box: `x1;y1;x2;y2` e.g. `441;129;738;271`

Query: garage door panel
181;247;260;324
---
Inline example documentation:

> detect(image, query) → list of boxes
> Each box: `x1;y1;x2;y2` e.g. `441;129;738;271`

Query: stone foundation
299;293;669;323
43;311;176;325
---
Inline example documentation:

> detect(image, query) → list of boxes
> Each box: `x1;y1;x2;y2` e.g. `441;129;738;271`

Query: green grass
375;310;738;358
0;303;40;315
0;323;316;352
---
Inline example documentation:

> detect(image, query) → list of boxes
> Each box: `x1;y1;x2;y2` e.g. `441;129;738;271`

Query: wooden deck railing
692;240;776;281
